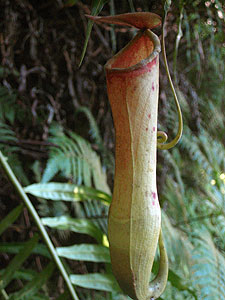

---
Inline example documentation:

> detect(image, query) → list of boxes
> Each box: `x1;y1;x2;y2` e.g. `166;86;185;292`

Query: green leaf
0;242;51;259
0;268;36;281
79;0;108;67
0;204;23;235
0;234;39;289
42;215;104;244
70;273;121;293
57;244;110;263
25;182;111;204
8;262;55;300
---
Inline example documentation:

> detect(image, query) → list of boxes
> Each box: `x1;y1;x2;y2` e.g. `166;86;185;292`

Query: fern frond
201;100;224;136
76;106;103;148
162;212;193;276
0;123;30;185
83;200;108;235
42;124;111;194
0;123;18;152
75;106;114;171
191;229;225;300
198;130;224;171
180;127;214;177
0;85;17;124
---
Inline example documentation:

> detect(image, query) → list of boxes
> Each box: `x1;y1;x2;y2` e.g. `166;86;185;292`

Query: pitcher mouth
105;29;161;74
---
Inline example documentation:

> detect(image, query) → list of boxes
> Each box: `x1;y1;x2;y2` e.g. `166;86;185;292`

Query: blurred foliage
0;0;224;299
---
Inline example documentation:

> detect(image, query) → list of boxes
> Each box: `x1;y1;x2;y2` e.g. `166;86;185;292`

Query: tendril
157;5;183;150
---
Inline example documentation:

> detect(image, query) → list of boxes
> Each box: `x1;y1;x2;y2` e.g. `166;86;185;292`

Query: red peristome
106;30;159;82
107;58;157;81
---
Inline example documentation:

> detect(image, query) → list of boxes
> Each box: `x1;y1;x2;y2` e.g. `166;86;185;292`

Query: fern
198;130;224;173
179;128;213;177
162;123;225;239
82;199;108;235
39;124;110;233
0;85;17;124
162;212;193;275
75;106;114;171
160;125;225;300
191;229;225;300
42;124;110;194
0;122;18;145
0;123;30;185
76;106;103;149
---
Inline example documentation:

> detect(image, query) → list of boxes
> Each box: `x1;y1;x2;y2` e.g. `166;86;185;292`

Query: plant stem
0;151;79;300
0;289;9;300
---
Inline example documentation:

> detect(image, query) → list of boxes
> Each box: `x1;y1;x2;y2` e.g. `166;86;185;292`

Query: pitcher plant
87;10;183;300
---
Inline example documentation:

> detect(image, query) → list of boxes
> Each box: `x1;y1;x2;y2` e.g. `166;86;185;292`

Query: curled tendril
157;8;183;150
157;131;168;144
